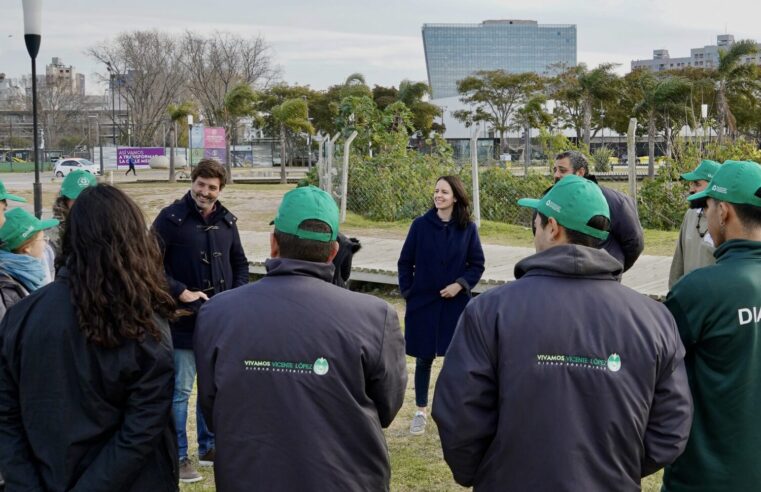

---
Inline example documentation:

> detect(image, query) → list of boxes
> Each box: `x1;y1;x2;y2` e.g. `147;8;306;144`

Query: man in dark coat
433;175;693;491
194;186;407;491
152;159;248;482
552;150;644;271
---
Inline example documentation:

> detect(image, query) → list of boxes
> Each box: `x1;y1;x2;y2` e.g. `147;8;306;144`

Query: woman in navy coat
398;175;485;435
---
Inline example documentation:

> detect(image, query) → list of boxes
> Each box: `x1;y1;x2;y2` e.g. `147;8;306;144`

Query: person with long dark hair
397;175;485;436
0;185;179;491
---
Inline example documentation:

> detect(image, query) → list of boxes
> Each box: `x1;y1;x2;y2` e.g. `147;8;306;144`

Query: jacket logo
738;307;761;325
313;357;329;376
607;353;621;372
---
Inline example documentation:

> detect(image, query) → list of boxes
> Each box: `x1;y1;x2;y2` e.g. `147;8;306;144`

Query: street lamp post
106;62;116;145
187;114;194;168
88;115;103;176
22;0;43;218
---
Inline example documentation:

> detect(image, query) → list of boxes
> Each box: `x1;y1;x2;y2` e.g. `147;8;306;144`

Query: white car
54;158;100;177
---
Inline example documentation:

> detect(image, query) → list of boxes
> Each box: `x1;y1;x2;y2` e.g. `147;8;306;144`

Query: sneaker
410;411;427;435
198;448;215;467
179;458;202;483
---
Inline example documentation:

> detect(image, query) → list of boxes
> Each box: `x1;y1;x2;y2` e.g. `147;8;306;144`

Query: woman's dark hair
191;159;227;189
60;185;176;348
435;175;472;228
537;212;610;248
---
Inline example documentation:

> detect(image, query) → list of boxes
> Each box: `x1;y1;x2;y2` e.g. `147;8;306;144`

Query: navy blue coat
398;209;485;358
152;192;249;349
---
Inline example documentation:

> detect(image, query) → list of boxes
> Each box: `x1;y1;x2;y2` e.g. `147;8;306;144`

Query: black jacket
0;274;27;321
432;245;692;491
0;269;178;492
332;233;361;288
194;258;407;491
152;192;249;349
538;177;644;271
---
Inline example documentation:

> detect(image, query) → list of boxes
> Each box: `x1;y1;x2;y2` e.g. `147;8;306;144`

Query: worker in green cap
433;174;692;491
662;160;761;492
668;159;721;288
48;170;98;256
0;180;28;231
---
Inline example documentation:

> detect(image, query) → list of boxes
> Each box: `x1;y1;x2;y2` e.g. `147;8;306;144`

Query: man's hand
440;283;463;299
179;289;209;303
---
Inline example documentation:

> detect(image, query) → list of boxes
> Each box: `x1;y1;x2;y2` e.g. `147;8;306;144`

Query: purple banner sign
204;127;226;149
116;147;165;167
204;148;226;164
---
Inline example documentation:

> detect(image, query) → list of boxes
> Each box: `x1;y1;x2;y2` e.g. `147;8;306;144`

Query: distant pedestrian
151;159;249;483
126;156;137;176
0;185;178;491
397;175;485;436
195;185;406;491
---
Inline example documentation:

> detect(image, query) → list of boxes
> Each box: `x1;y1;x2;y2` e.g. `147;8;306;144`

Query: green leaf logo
313;357;329;376
607;353;621;372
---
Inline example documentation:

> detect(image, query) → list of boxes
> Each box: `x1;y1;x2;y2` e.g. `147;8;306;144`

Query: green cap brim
38;219;60;230
1;193;27;203
680;171;702;181
688;189;710;202
517;198;541;209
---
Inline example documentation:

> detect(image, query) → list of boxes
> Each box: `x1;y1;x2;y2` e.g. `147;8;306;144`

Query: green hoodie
663;239;761;492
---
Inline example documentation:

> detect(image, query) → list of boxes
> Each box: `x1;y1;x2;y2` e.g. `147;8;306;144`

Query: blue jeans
415;357;435;407
172;349;215;459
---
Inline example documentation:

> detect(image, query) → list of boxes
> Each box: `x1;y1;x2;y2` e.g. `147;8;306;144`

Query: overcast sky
2;0;760;95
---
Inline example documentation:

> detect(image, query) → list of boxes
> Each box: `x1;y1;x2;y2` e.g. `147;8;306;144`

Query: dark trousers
415;356;435;407
126;165;136;175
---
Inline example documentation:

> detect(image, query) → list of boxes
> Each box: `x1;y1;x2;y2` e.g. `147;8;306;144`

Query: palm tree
715;39;760;142
272;98;314;184
167;102;195;182
631;72;691;177
578;64;620;148
222;84;260;184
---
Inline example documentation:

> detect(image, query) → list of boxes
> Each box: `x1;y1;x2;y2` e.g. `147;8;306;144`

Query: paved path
243;232;672;300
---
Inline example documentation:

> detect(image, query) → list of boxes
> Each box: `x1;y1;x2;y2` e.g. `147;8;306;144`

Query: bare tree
180;31;277;126
88;31;187;146
37;76;88;150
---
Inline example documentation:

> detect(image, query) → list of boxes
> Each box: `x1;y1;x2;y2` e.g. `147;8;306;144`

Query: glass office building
422;20;577;99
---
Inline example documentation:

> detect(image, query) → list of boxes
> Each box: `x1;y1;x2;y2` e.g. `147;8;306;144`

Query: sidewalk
243;232;672;300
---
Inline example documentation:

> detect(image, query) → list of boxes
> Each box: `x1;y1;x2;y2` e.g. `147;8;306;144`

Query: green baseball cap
0;208;59;252
688;160;761;206
518;175;610;240
0;181;27;203
60;170;97;199
681;160;720;182
272;185;339;242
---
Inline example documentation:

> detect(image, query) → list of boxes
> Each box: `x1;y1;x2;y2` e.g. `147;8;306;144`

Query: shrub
479;168;552;226
592;147;613;173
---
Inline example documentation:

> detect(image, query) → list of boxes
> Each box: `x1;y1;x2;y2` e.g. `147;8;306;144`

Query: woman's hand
440;283;463;298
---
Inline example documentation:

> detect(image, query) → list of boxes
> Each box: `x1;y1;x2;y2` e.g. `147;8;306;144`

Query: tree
628;70;691;177
715;39;760;142
272;99;313;184
167;102;195;182
221;83;260;182
179;30;278;162
454;70;545;153
550;63;619;148
88;30;188;146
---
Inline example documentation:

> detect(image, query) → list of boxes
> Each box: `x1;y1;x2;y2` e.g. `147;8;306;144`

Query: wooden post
340;131;358;223
627;118;637;200
470;127;481;228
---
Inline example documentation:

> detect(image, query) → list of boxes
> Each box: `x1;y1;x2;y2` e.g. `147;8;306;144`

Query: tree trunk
717;84;726;145
582;99;592;149
169;121;176;183
648;114;656;178
665;126;673;160
280;123;287;185
225;124;234;184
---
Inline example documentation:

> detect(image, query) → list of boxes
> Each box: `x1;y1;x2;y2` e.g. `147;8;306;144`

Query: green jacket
663;239;761;492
